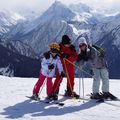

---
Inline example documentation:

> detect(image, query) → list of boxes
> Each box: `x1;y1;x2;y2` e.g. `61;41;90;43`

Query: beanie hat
61;35;71;45
78;37;87;47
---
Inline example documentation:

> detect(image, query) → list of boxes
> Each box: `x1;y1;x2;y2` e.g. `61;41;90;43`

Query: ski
58;94;80;99
96;98;104;103
26;96;40;101
26;96;64;106
86;93;119;102
45;100;64;106
95;98;120;103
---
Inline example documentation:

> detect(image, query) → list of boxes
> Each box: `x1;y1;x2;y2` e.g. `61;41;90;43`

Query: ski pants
33;72;53;96
52;61;75;94
52;72;62;94
92;68;109;93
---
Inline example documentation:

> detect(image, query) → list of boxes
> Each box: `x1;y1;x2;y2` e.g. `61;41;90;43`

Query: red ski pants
33;72;53;96
52;62;75;94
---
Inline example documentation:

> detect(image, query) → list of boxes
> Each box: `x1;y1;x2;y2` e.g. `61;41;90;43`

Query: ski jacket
60;44;78;63
87;46;108;69
41;54;63;77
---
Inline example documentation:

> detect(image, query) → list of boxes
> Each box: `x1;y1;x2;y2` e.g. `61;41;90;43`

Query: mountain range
0;1;120;78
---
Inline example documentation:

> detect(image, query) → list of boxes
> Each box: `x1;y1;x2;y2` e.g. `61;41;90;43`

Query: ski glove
77;53;89;62
60;71;65;77
48;64;54;70
61;53;70;59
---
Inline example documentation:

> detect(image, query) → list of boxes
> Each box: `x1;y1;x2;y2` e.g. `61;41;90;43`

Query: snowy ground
0;75;120;120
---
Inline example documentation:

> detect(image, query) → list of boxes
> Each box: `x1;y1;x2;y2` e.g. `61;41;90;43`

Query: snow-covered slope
0;76;120;120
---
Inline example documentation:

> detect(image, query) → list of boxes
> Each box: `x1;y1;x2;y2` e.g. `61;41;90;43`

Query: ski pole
81;71;85;103
38;77;47;98
78;77;81;102
53;74;63;94
64;58;93;77
63;58;75;99
39;69;53;98
57;53;93;77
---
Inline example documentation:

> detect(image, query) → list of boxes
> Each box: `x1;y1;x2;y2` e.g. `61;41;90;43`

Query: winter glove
61;53;70;59
83;55;89;61
77;53;89;62
48;64;54;70
77;54;83;62
60;71;65;77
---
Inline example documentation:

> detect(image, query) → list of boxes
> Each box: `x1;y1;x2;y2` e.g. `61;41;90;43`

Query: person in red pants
31;43;64;100
52;35;79;98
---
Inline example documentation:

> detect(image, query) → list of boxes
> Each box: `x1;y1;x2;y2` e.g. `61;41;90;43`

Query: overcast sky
0;0;120;13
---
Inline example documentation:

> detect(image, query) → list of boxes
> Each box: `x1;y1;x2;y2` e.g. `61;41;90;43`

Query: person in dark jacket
77;37;117;100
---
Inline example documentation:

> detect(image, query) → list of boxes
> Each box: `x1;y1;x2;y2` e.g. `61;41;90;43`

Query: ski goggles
50;48;59;53
79;43;87;48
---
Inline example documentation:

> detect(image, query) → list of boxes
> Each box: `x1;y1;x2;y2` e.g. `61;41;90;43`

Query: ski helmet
49;42;60;53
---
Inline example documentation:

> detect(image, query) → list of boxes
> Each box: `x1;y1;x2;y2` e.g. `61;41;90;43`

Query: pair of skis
86;94;119;103
59;93;104;103
59;94;119;103
26;96;64;106
26;94;119;106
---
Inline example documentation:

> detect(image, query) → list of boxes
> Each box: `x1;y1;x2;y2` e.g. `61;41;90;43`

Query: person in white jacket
31;43;64;100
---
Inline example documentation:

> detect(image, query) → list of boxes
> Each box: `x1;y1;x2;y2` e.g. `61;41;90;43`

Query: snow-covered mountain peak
52;1;67;9
0;11;25;22
11;13;26;21
69;2;92;14
40;1;75;22
0;11;26;36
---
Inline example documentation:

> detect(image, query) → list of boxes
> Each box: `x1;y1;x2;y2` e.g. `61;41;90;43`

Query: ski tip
26;96;32;99
26;96;40;101
96;99;104;103
59;103;64;106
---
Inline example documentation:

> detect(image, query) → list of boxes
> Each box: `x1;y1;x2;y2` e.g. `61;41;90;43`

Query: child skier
31;43;64;100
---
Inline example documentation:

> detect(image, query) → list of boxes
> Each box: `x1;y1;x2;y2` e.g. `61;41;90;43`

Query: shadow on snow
0;98;101;119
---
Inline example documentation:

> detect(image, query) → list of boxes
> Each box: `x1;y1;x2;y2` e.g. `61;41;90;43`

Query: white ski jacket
41;55;63;77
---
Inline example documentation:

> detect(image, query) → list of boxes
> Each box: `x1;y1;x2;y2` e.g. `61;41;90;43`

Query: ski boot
45;94;53;101
31;93;40;101
90;93;103;100
52;93;58;101
72;92;79;99
64;90;79;99
64;90;72;97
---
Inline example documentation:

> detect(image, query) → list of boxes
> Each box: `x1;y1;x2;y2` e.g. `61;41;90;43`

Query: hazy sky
0;0;120;13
